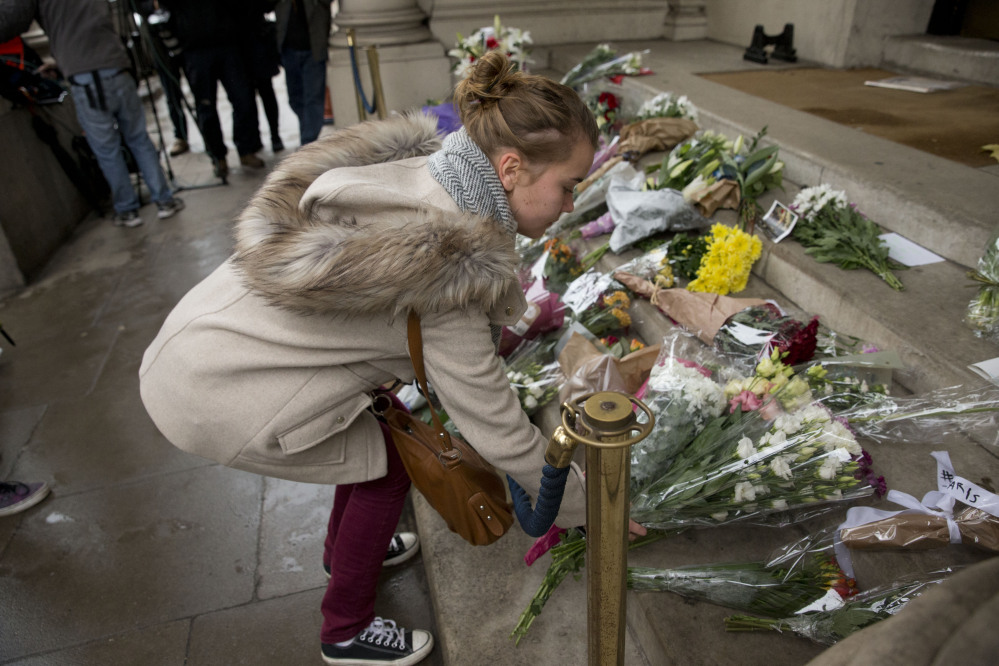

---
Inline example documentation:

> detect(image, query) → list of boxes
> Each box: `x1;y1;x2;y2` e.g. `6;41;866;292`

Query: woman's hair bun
455;51;519;108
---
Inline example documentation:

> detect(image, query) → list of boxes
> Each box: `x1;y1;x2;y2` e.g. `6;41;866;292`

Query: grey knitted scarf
427;128;516;236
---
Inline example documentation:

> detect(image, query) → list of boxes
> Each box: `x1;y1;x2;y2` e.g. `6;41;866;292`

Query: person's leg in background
255;74;283;152
183;47;229;176
160;53;190;155
297;54;327;145
107;72;176;208
280;48;307;144
69;74;143;226
216;47;264;168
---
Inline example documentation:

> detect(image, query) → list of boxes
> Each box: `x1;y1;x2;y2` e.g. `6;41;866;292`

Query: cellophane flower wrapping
838;380;999;447
630;387;877;530
540;237;587;294
504;335;564;416
498;281;566;357
628;528;857;618
606;168;706;253
966;232;999;340
713;303;821;372
724;570;953;645
630;342;728;493
801;359;894;414
559;43;648;91
570;289;633;339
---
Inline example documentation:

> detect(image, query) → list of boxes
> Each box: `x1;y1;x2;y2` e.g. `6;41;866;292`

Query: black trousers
182;45;261;159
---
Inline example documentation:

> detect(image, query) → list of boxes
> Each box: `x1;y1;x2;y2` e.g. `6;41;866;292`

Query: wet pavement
0;72;442;665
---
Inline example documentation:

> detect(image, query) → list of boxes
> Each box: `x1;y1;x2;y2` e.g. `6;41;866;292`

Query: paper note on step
879;233;944;266
969;357;999;384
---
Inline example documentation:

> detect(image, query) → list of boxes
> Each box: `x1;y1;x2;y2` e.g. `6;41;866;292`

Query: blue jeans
281;49;326;145
69;68;172;214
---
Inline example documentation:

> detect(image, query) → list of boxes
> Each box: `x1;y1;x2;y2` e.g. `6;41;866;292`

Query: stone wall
0;99;91;298
703;0;934;67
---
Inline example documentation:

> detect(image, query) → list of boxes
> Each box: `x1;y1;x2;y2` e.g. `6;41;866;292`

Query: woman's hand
628;519;647;542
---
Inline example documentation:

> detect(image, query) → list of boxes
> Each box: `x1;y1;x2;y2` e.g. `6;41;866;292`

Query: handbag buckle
438;446;462;468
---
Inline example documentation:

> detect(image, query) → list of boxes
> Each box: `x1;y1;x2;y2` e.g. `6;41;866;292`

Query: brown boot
239;153;265;169
169;138;190;156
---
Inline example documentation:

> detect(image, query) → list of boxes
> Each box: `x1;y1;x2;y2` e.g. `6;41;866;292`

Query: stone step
883;34;999;87
416;40;999;665
546;40;999;271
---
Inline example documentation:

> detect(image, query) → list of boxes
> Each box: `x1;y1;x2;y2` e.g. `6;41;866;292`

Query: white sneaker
157;197;185;220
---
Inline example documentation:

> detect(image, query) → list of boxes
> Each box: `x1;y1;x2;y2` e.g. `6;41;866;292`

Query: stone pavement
0;72;442;665
1;38;997;666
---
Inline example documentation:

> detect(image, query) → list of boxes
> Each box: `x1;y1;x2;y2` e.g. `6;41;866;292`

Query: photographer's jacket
139;114;587;528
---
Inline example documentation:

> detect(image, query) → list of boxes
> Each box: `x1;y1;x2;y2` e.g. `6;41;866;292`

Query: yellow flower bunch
687;223;762;295
603;291;630;309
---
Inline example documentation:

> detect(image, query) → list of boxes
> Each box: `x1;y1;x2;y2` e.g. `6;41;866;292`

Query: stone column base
328;40;452;128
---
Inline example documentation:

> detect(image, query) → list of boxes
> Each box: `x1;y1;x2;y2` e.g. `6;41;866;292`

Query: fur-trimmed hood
232;113;520;317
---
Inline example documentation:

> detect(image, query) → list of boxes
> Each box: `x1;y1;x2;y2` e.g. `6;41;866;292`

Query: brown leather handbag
372;312;513;546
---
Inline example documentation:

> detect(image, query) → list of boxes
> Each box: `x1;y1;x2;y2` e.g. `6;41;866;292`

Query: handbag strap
407;311;454;453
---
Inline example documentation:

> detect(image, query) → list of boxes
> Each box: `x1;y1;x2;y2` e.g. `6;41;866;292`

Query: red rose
598;92;619;110
486;36;499;49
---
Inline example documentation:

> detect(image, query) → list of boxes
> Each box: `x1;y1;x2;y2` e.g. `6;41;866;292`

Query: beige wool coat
139;113;587;528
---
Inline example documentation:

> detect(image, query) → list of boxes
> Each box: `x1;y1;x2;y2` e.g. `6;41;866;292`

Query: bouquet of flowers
713;303;820;368
599;335;646;358
448;15;532;79
966;231;999;340
634;91;698;123
685;223;763;296
648;130;730;193
723;128;784;230
585;90;621;135
629;550;856;618
504;335;564;415
512;529;673;644
630;380;880;530
790;185;906;291
559;43;650;91
802;361;892;414
571;289;632;339
630;349;728;492
540;237;586;292
724;570;953;645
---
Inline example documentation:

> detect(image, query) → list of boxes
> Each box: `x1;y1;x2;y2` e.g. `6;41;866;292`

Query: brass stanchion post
561;392;654;666
345;29;366;121
366;45;387;120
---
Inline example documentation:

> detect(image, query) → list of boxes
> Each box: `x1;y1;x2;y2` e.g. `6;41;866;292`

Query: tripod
110;0;229;190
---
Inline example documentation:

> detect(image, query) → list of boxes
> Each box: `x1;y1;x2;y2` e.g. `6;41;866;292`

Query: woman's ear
495;150;523;192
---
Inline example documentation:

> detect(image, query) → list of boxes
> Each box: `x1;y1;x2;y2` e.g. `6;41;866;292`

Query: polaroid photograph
761;200;799;242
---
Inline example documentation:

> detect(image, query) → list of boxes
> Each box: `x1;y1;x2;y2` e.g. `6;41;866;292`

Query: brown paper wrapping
841;507;999;554
556;333;660;405
614;272;767;344
686;179;741;217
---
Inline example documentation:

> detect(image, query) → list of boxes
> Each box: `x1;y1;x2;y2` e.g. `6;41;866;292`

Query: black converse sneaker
324;533;420;578
321;616;433;665
383;532;420;567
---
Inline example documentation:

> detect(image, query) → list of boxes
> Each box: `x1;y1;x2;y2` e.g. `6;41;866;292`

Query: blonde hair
453;51;599;166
